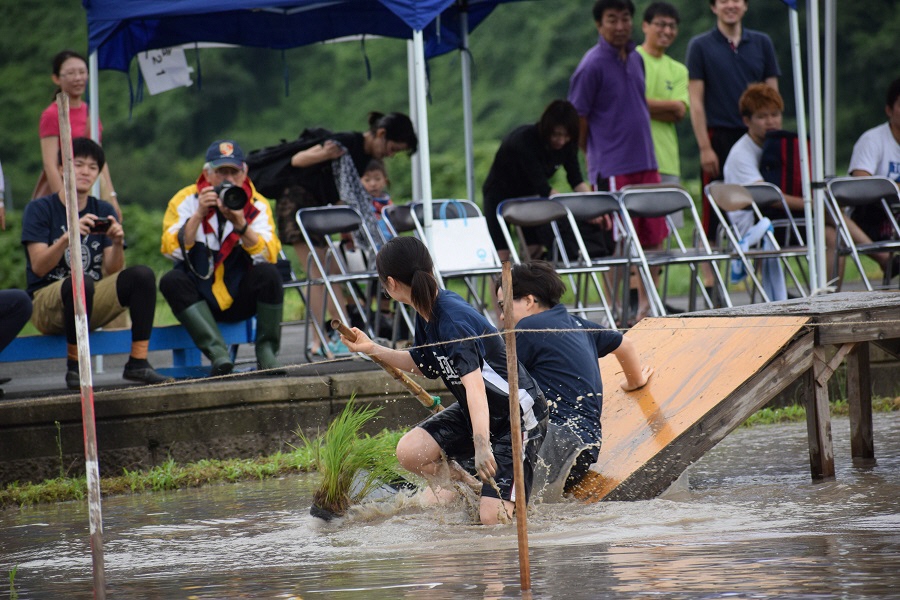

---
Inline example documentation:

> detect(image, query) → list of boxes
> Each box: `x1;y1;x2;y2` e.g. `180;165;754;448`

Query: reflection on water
2;414;899;599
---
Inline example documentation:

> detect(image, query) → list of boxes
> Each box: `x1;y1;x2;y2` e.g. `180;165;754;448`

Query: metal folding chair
294;205;381;361
497;196;616;327
550;192;629;328
825;176;900;290
706;182;810;303
618;187;732;316
409;199;503;324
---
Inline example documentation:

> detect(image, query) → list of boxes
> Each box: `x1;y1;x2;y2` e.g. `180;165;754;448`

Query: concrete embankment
0;363;446;486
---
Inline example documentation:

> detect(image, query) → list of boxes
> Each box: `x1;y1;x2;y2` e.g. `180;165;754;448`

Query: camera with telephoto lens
214;182;248;211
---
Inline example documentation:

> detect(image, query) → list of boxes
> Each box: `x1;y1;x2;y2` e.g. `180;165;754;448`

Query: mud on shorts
31;272;125;335
275;185;328;247
418;402;548;503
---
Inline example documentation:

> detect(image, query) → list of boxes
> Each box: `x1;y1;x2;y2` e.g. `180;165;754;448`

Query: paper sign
137;47;194;95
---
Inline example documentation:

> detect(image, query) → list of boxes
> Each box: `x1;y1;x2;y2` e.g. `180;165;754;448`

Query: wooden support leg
805;348;835;480
846;341;875;465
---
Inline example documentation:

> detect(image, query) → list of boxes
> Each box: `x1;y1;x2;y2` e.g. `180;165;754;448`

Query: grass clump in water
743;395;899;427
298;400;406;519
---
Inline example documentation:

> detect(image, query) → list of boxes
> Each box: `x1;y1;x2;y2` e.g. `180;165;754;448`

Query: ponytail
376;237;437;318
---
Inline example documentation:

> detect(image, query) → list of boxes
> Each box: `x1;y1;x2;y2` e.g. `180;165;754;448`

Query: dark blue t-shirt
409;290;548;436
514;303;623;448
21;194;116;296
685;27;780;130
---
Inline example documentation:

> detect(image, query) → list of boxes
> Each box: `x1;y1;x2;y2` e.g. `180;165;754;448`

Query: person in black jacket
483;100;602;263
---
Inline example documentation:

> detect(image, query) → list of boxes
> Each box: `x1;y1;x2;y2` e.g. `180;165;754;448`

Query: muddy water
2;413;899;599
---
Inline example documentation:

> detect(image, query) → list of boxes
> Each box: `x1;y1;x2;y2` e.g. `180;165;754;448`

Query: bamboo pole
331;320;442;413
57;93;106;599
501;261;530;590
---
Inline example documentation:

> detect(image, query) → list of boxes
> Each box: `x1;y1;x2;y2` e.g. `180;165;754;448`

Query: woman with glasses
36;50;120;219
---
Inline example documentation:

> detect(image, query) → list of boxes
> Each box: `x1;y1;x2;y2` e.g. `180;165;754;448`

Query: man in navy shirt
686;0;780;240
22;137;169;390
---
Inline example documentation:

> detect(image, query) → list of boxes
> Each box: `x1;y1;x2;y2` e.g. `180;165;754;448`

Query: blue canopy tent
83;0;531;235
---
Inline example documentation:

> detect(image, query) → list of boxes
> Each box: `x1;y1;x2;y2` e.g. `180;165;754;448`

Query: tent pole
407;41;422;204
88;51;101;198
412;30;434;249
460;10;476;204
823;0;836;178
807;0;828;290
789;8;818;294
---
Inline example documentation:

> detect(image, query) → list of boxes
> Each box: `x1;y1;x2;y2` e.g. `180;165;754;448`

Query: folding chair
410;199;504;323
706;183;810;303
618;187;732;316
550;192;629;328
294;205;381;361
497;196;617;327
825;176;900;290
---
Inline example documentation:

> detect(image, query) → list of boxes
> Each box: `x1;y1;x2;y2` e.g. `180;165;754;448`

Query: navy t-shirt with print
21;194;116;296
409;290;548;437
515;303;622;448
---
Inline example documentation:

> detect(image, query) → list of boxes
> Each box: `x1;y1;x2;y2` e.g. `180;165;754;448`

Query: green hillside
0;1;896;252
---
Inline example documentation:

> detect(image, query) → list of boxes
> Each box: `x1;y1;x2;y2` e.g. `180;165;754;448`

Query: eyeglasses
651;20;678;30
59;69;88;79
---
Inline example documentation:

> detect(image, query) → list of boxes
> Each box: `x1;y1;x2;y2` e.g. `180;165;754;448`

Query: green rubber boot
175;301;233;376
255;302;283;372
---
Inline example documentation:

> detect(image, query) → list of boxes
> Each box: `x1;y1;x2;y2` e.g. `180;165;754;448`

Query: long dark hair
367;112;418;155
376;237;438;318
51;49;88;100
536;100;580;147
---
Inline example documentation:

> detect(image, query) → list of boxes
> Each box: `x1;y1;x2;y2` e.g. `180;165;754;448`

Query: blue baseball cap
205;140;245;169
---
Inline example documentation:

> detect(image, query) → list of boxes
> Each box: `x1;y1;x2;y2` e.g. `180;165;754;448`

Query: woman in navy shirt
342;236;548;525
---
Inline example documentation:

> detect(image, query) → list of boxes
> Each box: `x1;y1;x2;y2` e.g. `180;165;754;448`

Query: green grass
3;394;897;511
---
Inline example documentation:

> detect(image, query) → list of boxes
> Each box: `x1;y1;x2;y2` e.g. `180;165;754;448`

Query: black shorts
851;204;894;242
418;402;547;503
276;185;327;247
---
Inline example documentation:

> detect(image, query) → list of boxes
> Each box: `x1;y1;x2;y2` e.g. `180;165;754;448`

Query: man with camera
22;137;170;389
160;140;283;376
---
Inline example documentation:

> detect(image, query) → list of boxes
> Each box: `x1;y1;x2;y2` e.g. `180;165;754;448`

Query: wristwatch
235;223;248;236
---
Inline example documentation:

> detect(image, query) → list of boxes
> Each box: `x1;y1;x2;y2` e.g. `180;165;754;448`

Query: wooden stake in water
501;261;531;590
57;92;107;599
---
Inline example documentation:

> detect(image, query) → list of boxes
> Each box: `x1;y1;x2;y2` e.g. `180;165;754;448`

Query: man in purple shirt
568;0;665;323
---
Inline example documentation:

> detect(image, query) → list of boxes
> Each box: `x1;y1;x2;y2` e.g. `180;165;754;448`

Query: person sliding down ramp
497;261;653;502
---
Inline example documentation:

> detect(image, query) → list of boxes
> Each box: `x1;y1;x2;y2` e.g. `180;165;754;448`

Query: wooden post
846;341;874;464
805;347;835;480
57;93;107;599
501;261;530;590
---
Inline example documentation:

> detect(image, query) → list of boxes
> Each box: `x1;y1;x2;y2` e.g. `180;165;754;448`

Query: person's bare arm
341;326;421;374
688;79;719;179
610;336;653;391
290;139;345;168
647;98;687;123
40;136;64;193
460;370;497;483
99;164;121;221
577;116;588;153
26;214;97;277
101;217;126;275
765;77;778;91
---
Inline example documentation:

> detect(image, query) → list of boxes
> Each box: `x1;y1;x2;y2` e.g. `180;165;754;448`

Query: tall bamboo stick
501;261;530;590
58;93;106;599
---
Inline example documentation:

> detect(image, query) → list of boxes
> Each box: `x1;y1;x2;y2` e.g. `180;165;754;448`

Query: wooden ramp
573;315;813;503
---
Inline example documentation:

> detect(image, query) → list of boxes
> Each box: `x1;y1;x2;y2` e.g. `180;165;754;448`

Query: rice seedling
297;399;408;520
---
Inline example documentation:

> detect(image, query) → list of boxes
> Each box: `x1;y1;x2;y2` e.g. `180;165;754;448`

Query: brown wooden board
572;316;811;503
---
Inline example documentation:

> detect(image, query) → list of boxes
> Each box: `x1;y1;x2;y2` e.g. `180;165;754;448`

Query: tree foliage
0;1;895;218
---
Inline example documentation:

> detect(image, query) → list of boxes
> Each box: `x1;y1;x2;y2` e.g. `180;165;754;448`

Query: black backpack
245;127;333;199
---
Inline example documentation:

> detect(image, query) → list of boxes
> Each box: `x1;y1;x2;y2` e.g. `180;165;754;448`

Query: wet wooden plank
846;342;875;464
572;316;812;503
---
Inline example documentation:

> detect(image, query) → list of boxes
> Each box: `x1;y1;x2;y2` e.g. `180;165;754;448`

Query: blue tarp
83;0;507;72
